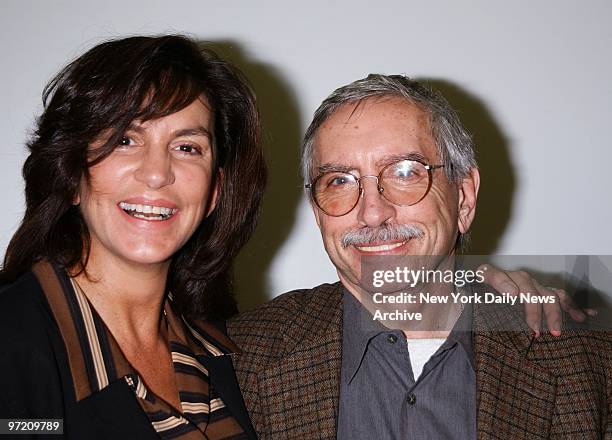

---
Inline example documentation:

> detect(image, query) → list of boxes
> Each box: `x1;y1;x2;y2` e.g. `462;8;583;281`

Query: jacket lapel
474;302;557;439
74;379;159;438
204;355;258;440
256;284;343;439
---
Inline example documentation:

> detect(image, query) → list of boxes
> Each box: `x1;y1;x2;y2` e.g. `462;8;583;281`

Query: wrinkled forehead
311;97;438;172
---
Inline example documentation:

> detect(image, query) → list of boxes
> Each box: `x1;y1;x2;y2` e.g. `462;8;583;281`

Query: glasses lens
313;172;359;216
380;160;431;206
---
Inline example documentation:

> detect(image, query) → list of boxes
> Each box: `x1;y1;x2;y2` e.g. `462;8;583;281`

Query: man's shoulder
227;282;343;353
471;283;611;374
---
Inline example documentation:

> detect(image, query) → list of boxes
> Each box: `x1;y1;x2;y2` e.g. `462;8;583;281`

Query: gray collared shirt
337;291;476;440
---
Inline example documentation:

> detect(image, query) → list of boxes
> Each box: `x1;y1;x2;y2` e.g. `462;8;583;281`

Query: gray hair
301;74;477;184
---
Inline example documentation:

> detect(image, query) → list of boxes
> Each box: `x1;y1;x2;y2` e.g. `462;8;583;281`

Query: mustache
341;224;424;248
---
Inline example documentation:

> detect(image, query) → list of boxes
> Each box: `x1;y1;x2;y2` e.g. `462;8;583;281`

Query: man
228;75;610;439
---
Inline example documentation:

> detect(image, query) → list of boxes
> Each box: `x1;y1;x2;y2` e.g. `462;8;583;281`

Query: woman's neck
72;252;170;348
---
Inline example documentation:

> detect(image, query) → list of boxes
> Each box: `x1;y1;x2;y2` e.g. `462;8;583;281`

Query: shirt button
387;334;398;343
407;393;417;405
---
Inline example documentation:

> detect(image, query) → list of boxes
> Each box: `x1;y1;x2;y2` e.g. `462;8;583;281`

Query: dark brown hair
1;35;266;320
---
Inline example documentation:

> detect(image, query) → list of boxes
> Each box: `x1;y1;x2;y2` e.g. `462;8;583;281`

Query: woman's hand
479;264;597;337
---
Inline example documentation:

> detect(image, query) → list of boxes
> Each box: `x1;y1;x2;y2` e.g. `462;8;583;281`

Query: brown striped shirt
34;262;248;439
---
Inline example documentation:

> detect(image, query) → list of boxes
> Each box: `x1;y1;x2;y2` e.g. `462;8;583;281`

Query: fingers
533;281;562;337
480;265;543;337
552;286;587;323
478;264;519;295
510;273;542;338
477;264;598;337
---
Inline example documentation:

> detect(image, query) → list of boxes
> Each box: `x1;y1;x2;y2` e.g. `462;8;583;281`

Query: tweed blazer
228;282;611;439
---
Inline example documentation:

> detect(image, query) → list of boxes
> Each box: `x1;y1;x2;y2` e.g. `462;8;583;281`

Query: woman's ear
205;168;223;217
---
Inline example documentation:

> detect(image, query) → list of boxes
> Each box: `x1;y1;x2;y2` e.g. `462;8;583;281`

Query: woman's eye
118;136;132;147
175;144;201;155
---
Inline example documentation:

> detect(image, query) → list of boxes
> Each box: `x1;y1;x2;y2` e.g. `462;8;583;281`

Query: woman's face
77;97;219;270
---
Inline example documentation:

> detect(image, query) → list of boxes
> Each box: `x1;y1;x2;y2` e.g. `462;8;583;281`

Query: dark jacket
228;282;612;439
0;268;256;439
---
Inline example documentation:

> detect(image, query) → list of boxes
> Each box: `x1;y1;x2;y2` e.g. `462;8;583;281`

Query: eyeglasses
305;159;445;217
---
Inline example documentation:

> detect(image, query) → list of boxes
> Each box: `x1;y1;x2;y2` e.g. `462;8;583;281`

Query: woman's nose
133;145;175;189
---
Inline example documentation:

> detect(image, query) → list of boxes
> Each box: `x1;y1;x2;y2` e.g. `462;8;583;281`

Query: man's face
310;97;479;295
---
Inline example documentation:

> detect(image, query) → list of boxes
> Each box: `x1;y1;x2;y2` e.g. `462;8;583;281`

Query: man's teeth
119;202;177;220
356;242;406;252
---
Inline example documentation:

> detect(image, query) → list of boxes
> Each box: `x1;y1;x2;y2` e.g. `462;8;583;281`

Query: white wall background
1;0;611;310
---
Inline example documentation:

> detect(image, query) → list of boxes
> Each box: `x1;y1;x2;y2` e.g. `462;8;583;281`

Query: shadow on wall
424;79;515;255
205;41;303;312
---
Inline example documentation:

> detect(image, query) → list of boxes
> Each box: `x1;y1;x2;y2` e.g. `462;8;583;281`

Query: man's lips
353;240;408;253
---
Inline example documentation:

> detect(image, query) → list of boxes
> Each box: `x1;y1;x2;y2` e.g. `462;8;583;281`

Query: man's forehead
322;96;429;127
312;97;437;168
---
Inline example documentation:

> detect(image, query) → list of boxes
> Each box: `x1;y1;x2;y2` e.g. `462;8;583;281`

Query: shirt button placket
407;392;417;406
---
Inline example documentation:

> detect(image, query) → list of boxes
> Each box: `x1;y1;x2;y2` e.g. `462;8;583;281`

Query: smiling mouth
119;202;178;221
355;241;407;252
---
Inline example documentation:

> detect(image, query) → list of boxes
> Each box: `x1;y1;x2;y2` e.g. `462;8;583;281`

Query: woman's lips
118;199;179;222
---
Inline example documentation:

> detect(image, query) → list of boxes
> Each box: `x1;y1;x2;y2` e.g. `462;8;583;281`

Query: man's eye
329;176;350;186
395;170;422;181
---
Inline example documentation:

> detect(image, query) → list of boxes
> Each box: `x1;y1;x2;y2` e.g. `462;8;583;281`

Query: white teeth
356;241;406;252
119;202;177;220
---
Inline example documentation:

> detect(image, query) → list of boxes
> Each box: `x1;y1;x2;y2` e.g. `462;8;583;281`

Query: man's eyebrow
376;152;430;167
316;163;355;174
315;152;432;175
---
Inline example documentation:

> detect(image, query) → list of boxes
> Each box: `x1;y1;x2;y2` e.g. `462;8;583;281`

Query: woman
0;35;264;439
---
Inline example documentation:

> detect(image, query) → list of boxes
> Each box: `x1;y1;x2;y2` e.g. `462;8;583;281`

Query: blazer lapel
204;355;258;440
474;302;557;439
75;379;159;439
256;284;343;439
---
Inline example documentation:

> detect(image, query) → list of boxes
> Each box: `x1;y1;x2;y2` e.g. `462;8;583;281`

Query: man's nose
134;145;175;189
356;176;395;227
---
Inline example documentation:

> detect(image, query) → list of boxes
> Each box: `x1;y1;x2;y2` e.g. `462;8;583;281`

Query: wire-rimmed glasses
305;159;445;217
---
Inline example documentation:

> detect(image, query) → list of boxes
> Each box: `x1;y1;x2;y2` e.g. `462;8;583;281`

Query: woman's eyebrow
172;126;212;139
124;124;212;140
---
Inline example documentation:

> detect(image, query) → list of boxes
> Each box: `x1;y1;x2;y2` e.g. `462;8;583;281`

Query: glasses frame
305;159;445;217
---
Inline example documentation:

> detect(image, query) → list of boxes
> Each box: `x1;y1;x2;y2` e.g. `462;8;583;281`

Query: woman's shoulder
0;270;66;418
0;270;55;344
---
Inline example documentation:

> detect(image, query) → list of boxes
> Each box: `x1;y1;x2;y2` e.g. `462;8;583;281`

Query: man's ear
311;197;323;229
306;183;324;228
457;167;480;234
205;168;223;217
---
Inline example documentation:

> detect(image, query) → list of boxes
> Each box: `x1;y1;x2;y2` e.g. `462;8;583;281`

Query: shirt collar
165;295;240;358
342;289;396;384
341;286;475;383
439;298;474;370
